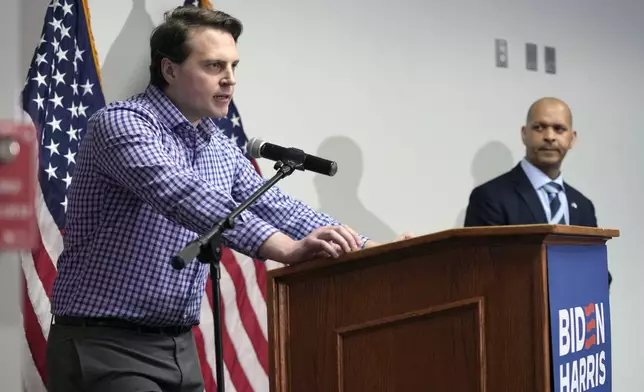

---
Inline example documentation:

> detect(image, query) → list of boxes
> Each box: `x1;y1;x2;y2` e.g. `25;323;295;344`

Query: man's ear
570;129;578;149
520;125;528;146
161;58;177;84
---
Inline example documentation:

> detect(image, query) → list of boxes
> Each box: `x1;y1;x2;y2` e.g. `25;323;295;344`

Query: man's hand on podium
260;225;363;265
394;232;414;241
259;228;415;265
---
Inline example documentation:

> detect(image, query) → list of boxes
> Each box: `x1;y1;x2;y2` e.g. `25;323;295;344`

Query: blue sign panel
547;244;612;392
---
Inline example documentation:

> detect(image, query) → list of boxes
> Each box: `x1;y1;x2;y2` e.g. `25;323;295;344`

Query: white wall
21;0;644;389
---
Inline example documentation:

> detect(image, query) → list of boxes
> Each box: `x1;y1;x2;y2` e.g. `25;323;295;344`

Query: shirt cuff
223;212;280;259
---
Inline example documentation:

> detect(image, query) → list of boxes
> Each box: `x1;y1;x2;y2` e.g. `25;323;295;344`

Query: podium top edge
266;224;619;279
400;224;619;246
443;224;620;238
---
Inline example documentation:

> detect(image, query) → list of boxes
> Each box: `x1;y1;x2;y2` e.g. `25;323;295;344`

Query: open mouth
214;94;230;101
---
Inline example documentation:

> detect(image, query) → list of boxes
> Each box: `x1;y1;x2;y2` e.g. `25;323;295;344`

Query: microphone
247;138;338;176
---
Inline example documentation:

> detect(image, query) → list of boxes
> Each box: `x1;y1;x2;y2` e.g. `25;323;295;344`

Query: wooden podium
266;224;618;392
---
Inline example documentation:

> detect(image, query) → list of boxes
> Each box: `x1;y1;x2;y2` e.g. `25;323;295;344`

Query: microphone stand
171;149;306;392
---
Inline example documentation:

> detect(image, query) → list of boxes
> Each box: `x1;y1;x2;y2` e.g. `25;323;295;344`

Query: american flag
20;0;105;390
19;0;280;391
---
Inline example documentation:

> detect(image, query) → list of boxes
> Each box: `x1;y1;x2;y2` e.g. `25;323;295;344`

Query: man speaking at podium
463;97;612;285
45;5;407;392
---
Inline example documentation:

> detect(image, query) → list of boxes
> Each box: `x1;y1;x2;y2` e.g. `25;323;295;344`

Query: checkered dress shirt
51;85;365;327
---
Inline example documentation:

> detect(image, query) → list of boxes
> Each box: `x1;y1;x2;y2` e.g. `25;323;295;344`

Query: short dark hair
149;5;243;88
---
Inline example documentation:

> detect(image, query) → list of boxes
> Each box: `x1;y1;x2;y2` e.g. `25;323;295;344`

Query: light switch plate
495;38;508;68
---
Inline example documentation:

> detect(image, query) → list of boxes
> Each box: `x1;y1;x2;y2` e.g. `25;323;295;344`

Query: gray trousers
46;320;205;392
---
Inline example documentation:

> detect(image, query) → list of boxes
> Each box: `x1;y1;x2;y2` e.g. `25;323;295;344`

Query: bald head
521;97;577;178
526;97;573;127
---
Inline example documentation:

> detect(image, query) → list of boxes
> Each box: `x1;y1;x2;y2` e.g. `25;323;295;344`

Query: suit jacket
464;163;612;285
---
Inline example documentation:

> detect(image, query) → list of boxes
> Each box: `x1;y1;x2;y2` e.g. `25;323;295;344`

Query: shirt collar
144;84;219;143
520;157;564;190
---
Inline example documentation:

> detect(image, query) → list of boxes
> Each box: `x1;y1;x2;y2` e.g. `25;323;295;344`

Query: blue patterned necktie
543;182;565;224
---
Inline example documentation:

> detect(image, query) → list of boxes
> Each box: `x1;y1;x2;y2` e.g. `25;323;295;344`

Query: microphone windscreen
247;137;265;159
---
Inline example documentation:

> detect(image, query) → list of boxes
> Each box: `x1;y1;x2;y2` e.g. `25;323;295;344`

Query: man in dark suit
464;97;612;286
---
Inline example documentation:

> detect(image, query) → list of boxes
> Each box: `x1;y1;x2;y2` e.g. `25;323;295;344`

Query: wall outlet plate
495;38;508;68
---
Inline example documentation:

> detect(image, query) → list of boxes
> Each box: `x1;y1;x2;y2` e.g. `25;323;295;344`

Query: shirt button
183;314;188;319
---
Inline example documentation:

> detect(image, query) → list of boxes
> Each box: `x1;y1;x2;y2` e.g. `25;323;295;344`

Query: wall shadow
100;0;155;103
455;141;514;227
313;136;396;243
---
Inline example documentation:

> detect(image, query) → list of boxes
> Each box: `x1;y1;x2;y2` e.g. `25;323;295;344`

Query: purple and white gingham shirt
51;85;367;327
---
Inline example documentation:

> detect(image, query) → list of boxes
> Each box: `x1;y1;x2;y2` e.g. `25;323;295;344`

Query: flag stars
50;92;64;109
52;70;66;86
32;94;45;110
49;0;62;10
230;134;238;146
49;17;63;33
64;149;76;165
61;1;74;16
50;38;60;52
45;163;58;180
70;79;78;95
62;173;73;188
74;45;84;63
35;53;48;66
81;80;94;95
23;0;105;226
61;196;68;212
230;113;241;127
77;102;88;117
46;139;60;157
66;125;78;141
47;116;62;132
32;72;47;87
60;24;71;40
67;102;78;118
73;43;85;73
56;47;68;62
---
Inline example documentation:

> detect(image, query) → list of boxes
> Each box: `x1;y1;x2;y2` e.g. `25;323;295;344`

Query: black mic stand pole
171;149;307;392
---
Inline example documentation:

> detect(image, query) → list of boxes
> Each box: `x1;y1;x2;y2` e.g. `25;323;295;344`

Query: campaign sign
0;121;38;250
547;244;611;392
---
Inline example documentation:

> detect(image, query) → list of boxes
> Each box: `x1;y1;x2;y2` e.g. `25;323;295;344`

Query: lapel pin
571;202;577;209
